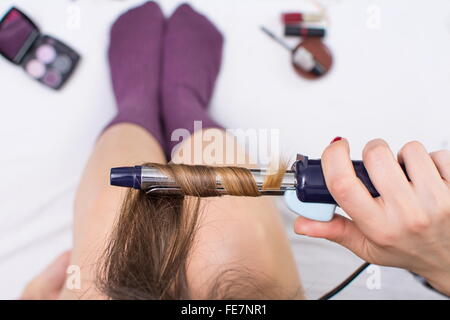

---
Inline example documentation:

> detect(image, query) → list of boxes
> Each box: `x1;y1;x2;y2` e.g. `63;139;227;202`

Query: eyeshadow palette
0;7;80;90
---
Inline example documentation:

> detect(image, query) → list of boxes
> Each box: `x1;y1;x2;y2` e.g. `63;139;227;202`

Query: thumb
294;214;369;258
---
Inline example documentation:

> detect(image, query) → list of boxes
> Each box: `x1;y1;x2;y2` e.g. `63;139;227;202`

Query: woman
21;2;450;299
22;2;302;299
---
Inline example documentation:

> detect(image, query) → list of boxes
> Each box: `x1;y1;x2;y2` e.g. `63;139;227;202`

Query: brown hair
97;163;295;299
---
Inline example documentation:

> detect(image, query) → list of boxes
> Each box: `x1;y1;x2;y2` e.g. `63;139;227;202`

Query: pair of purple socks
106;2;223;157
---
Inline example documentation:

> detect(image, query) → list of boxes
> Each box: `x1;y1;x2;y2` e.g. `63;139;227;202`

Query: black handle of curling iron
295;155;406;205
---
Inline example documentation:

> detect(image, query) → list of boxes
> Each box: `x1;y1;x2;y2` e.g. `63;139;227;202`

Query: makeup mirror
0;7;40;64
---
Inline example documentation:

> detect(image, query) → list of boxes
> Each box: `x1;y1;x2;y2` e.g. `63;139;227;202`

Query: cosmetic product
292;46;326;76
291;38;332;79
0;7;80;90
285;25;326;38
260;26;292;51
260;26;332;79
282;12;323;24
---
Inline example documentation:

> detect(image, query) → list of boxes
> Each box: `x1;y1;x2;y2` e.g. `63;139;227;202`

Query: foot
107;1;165;147
162;3;224;155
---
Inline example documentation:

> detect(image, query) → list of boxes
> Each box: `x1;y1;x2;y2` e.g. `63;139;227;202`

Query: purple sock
104;1;165;148
162;4;224;155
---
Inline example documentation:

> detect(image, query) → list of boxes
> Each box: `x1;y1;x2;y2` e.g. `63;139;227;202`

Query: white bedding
0;0;448;299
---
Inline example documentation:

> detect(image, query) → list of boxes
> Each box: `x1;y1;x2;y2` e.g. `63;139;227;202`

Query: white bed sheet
0;0;449;299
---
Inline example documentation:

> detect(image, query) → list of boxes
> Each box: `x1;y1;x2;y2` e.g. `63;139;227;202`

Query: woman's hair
97;163;296;299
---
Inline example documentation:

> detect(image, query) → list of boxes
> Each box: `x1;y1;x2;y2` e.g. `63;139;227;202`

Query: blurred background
0;0;449;299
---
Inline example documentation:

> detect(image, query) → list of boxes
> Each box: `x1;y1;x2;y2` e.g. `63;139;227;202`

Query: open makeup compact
0;7;80;90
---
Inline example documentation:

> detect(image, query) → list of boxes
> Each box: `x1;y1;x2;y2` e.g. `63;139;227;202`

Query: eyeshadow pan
53;54;72;73
43;69;61;87
36;44;56;64
25;59;45;78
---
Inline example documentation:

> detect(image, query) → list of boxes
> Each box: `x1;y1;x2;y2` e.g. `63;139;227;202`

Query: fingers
430;150;450;183
322;138;381;230
20;251;71;300
40;251;71;287
398;141;445;189
363;139;413;205
294;215;369;260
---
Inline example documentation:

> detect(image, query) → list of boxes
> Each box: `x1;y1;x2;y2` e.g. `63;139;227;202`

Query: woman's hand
20;251;71;300
294;139;450;295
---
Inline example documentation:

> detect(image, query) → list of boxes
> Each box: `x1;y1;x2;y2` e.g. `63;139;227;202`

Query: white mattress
0;0;448;299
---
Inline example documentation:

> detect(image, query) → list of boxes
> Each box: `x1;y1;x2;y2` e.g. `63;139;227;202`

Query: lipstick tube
285;25;326;38
282;12;323;24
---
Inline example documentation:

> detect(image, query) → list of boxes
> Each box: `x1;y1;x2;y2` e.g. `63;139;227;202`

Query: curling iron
110;154;382;222
110;157;450;299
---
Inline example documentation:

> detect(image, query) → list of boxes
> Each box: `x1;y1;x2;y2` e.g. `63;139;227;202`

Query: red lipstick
282;12;323;24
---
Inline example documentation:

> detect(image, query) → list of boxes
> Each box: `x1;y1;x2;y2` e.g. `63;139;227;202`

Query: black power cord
319;262;450;300
318;262;371;300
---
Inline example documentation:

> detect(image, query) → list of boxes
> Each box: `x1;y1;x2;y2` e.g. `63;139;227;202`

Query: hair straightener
110;154;379;222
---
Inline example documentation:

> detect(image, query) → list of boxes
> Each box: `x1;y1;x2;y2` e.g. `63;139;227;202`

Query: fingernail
330;136;343;144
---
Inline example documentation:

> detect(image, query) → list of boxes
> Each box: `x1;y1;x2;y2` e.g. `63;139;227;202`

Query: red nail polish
330;137;343;144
